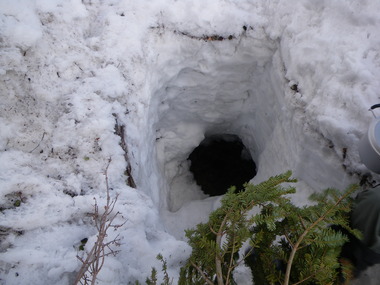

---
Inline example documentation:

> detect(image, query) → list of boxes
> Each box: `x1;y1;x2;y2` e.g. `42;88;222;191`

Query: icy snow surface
1;0;380;284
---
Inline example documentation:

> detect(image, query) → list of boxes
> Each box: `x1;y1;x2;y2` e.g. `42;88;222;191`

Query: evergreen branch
226;224;237;285
209;225;218;236
283;229;295;249
180;172;356;285
296;244;310;251
298;214;307;231
284;217;330;284
242;246;255;264
283;185;356;285
215;214;229;285
292;267;325;285
190;261;214;285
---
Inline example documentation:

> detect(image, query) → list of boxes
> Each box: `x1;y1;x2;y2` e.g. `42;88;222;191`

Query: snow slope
1;0;380;284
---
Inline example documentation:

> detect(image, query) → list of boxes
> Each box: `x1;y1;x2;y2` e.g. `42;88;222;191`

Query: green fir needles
179;171;360;285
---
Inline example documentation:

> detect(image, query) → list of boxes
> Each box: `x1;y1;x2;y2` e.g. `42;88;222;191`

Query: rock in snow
1;0;380;284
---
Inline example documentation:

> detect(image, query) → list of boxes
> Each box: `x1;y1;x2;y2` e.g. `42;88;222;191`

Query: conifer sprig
180;171;297;285
179;171;359;285
283;184;359;285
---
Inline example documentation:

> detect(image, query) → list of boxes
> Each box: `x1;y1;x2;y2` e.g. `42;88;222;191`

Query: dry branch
74;158;124;285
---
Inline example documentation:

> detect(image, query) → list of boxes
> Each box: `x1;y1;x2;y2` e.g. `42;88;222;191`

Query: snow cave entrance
188;134;257;196
150;44;284;215
143;31;356;239
144;35;297;225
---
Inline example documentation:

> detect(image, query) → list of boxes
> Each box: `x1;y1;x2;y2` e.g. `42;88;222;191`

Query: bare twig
29;131;46;153
74;158;124;285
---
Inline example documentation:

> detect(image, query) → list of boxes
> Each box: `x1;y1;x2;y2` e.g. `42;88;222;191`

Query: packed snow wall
133;30;358;238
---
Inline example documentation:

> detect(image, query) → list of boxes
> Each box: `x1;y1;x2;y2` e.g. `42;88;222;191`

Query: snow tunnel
144;36;289;216
138;33;355;238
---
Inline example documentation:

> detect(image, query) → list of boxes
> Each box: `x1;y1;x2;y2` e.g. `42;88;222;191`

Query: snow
1;0;380;284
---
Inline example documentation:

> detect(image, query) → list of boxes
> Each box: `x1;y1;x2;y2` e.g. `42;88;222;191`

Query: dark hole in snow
188;134;257;196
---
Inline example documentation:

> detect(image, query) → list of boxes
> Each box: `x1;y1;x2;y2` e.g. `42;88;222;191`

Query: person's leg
351;187;380;254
